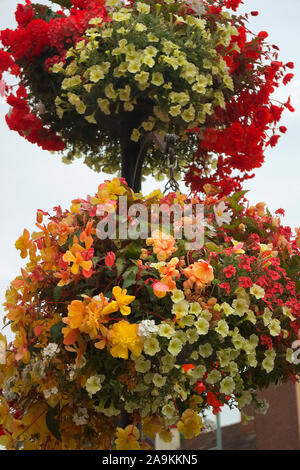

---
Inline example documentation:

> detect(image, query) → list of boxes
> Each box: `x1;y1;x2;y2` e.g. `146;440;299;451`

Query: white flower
42;343;60;358
186;0;206;17
73;407;89;426
202;419;217;433
214;201;231;226
138;320;159;338
43;387;58;400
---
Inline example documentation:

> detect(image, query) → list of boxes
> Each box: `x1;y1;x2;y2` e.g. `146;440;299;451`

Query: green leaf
53;286;62;302
116;258;126;277
51;322;64;342
48;0;72;9
46;405;61;441
122;266;138;289
227;190;248;213
126;240;142;260
205;242;223;253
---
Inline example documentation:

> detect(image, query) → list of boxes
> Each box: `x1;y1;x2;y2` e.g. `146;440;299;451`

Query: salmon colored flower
146;231;177;261
109;321;143;359
153;281;169;298
183;260;214;290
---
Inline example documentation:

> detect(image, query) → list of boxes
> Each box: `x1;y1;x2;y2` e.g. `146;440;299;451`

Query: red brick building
182;383;300;450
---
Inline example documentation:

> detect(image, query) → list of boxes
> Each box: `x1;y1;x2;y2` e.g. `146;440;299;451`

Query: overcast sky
0;0;299;427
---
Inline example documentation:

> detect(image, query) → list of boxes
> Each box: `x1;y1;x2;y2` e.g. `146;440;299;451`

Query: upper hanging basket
0;0;294;186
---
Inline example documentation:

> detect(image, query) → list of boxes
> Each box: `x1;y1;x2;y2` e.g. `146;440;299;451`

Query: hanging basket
0;179;299;450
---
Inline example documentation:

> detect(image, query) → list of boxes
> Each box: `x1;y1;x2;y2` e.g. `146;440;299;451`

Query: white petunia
214;201;231;227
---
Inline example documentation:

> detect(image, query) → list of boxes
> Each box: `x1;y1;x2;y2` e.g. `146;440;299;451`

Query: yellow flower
177;409;203;439
169;105;181;117
97;98;111;115
89;65;104;82
115;425;140;450
136;23;147;32
85;375;104;395
128;60;141;74
135;71;150;85
131;128;140;142
105;83;117;100
182;104;196;122
119;85;131;101
136;2;150;14
110;321;143;359
85;113;97;124
148;33;159;42
112;286;135;316
250;284;265;300
151;72;164;86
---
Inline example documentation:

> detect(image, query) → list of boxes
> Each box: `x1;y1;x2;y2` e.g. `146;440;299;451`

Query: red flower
238;277;253;288
223;265;236;279
15;2;34;27
194;381;205;394
283;73;294;85
105;252;116;267
219;282;230;294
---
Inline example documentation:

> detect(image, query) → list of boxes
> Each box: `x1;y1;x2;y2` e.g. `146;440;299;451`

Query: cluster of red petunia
185;1;295;195
0;0;109;151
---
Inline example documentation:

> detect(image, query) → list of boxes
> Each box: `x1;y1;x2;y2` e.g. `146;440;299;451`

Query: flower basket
0;0;294;191
0;179;299;450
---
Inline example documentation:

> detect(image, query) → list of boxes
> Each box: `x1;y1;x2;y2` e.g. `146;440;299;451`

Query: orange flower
15;229;32;259
158;257;180;290
183;260;214;290
53;269;72;287
146;231;177;261
80;221;95;250
63;251;92;276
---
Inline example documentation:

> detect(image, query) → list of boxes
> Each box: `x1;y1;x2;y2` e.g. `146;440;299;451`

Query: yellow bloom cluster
51;1;237;146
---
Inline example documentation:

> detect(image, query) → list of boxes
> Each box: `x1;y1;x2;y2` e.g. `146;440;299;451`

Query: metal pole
216;413;223;450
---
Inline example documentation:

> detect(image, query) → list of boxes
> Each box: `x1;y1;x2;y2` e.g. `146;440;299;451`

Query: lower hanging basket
0;179;299;450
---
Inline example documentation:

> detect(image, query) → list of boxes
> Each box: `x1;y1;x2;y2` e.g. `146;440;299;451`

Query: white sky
0;0;299;428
